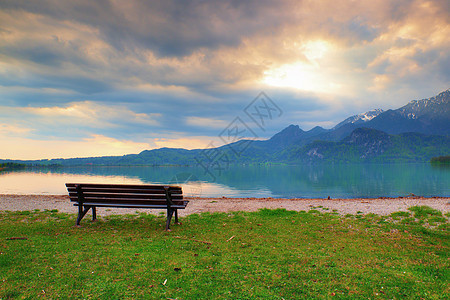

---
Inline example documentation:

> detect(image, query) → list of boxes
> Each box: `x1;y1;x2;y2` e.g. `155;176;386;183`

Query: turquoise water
0;164;448;198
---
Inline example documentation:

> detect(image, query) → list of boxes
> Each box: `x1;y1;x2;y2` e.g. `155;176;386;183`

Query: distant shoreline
0;194;448;217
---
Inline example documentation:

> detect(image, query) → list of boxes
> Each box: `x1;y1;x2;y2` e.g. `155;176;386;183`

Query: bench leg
175;209;179;224
92;207;97;222
166;208;175;231
76;205;94;226
76;204;84;226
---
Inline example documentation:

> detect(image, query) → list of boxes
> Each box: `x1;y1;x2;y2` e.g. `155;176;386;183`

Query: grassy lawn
0;206;448;299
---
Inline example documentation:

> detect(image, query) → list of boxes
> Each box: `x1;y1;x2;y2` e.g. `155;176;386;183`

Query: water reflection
0;163;448;198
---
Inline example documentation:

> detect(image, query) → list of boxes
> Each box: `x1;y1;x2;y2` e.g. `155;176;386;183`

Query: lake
0;163;448;198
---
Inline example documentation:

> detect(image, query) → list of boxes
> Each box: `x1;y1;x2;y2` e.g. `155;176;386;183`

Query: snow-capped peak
334;109;384;129
397;89;449;119
357;109;384;122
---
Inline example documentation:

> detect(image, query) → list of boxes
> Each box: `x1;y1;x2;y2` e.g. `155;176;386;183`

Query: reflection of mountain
25;164;450;198
208;164;449;198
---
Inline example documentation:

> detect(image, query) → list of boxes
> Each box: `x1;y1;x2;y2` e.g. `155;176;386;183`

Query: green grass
0;207;448;299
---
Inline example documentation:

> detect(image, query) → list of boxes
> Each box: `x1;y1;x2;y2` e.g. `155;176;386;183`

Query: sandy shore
0;194;448;217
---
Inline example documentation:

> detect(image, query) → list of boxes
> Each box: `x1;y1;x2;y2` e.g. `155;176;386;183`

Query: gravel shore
0;194;448;217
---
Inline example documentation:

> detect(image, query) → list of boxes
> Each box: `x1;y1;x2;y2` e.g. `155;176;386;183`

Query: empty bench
66;183;188;230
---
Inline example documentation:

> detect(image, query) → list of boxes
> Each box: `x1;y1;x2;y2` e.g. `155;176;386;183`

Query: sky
0;0;449;160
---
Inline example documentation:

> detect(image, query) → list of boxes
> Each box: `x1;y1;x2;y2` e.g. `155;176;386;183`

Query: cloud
185;117;230;129
0;123;33;135
0;0;448;158
0;133;152;160
0;101;161;140
153;136;224;150
0;0;293;57
2;0;448;99
23;102;160;127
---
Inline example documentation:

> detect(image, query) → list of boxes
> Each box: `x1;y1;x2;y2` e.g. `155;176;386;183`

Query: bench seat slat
66;183;181;188
74;202;188;209
70;198;187;206
66;183;181;192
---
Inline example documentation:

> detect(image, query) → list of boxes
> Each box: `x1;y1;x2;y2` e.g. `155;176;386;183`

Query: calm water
0;164;448;198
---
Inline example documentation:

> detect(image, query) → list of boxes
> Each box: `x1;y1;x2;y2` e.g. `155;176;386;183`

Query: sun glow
303;40;329;62
262;62;322;91
262;40;341;93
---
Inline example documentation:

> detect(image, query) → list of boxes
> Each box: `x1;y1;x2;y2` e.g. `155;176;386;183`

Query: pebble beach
0;194;448;217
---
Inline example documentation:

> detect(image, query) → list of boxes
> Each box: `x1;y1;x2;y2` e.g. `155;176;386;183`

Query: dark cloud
347;17;380;42
0;0;290;57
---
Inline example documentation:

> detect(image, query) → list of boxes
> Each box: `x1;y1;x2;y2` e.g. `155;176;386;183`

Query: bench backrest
66;183;186;208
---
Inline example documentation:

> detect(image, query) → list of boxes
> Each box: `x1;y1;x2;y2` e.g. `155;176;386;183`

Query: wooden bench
65;183;188;230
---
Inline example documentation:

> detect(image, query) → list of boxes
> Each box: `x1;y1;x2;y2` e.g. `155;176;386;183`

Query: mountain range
3;89;449;166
